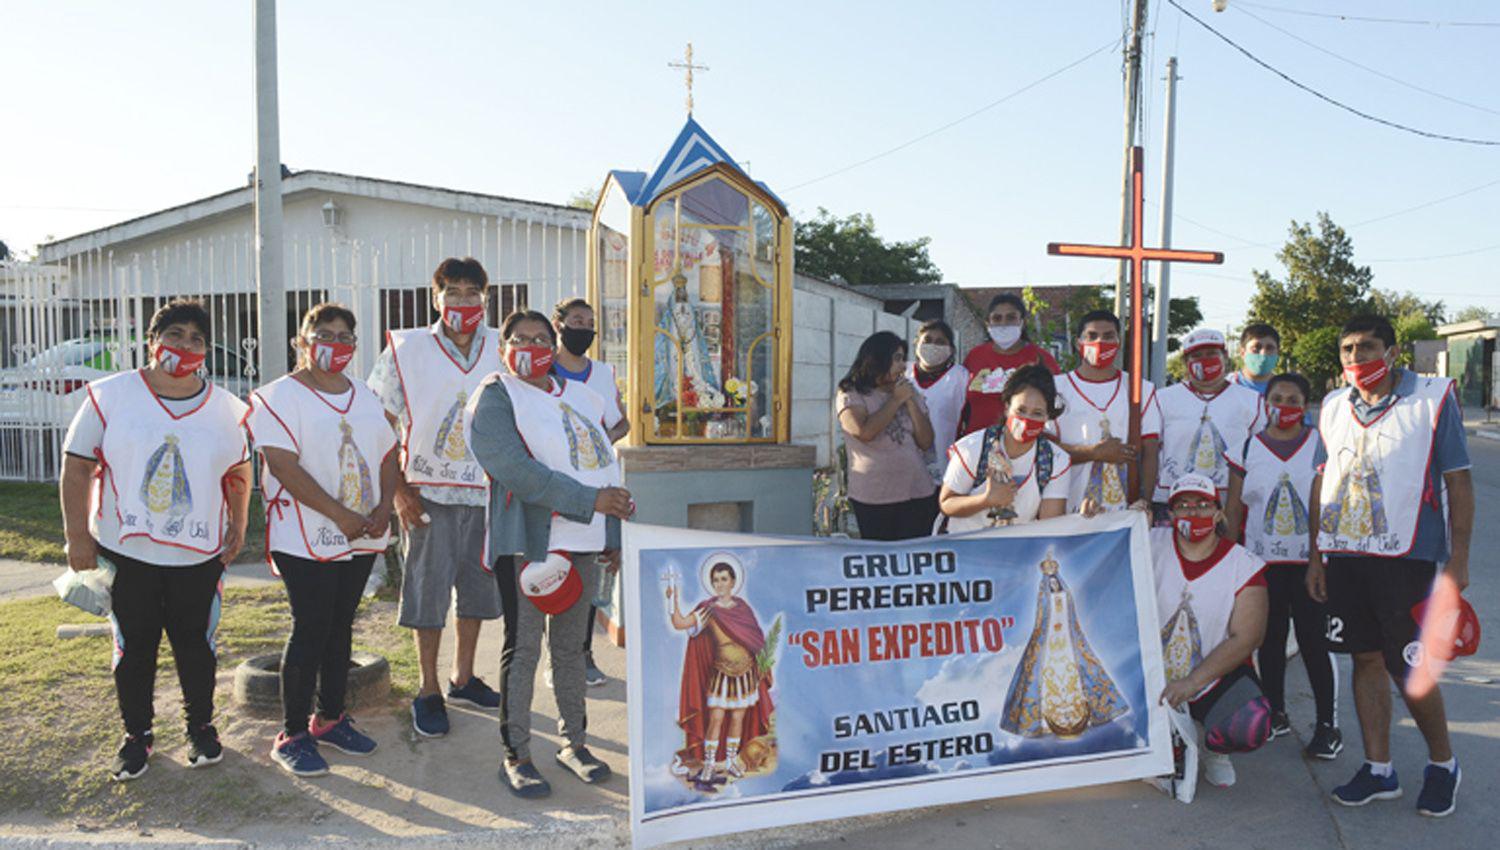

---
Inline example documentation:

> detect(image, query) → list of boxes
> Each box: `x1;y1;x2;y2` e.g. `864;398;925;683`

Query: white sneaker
1203;752;1236;787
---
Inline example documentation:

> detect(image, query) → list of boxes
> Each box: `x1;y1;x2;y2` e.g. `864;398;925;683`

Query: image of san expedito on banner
624;510;1171;848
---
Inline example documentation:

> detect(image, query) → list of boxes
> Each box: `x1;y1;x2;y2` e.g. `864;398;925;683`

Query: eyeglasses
308;331;357;345
506;335;554;348
1171;500;1218;514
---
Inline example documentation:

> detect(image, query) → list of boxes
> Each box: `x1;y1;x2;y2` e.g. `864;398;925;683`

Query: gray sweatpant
494;552;600;762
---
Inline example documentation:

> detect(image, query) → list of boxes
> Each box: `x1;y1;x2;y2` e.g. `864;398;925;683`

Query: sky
3;0;1498;333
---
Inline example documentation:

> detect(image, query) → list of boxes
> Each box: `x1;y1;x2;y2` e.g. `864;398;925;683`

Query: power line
1235;2;1500;29
1350;176;1500;227
1166;0;1500;145
785;38;1118;192
1367;242;1500;263
1236;6;1500;118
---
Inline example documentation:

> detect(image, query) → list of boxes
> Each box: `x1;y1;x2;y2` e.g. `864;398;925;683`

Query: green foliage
1291;326;1343;399
1371;288;1445;325
1166;352;1186;383
1392;313;1438;368
757;614;783;673
794;208;942;285
1453;305;1496;324
567;186;597;210
1167;296;1203;352
1248;212;1372;354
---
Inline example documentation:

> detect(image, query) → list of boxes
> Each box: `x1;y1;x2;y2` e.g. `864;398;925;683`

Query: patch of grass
0;482;67;562
0;482;265;564
0;585;408;823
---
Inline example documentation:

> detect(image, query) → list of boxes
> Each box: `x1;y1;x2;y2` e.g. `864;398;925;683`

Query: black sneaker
556;745;612;784
111;731;153;781
1417;762;1460;817
1269;711;1292;739
186;723;224;768
501;759;552;798
1304;723;1343;760
411;693;450;737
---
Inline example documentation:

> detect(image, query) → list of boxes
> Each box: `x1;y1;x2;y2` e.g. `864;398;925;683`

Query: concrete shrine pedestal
619;443;815;535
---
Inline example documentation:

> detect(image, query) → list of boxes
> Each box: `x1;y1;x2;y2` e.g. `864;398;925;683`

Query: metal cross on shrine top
668;43;709;116
1046;144;1224;501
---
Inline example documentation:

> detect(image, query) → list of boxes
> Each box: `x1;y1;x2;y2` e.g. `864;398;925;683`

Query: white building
2;169;914;479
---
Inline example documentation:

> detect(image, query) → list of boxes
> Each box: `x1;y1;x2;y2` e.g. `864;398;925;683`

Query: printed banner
624;511;1171;848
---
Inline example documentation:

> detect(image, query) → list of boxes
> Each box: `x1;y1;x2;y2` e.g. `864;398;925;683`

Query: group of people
60;257;632;799
836;296;1473;817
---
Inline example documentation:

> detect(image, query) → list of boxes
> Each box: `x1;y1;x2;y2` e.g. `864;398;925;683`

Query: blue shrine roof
617;117;786;212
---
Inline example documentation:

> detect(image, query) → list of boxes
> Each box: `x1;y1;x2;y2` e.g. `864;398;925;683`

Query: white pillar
1151;57;1180;385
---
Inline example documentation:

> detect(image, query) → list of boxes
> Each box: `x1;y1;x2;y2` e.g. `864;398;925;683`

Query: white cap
519;552;582;615
1168;473;1219;505
1182;328;1227;353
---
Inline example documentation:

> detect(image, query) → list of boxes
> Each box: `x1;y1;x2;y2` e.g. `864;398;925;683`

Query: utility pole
254;0;287;381
1151;56;1180;385
1114;0;1150;319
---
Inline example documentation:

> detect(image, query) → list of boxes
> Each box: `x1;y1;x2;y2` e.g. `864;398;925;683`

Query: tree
1392;312;1437;368
794;208;942;285
1453;305;1495;324
0;239;10;262
566;187;596;210
1370;288;1445;325
1290;325;1342;400
1166;296;1203;352
1248;212;1372;353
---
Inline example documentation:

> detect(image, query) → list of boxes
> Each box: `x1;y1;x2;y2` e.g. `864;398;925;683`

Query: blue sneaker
1332;763;1402;806
1417;763;1460;817
411;693;450;737
447;676;501;709
271;732;329;777
311;715;377;756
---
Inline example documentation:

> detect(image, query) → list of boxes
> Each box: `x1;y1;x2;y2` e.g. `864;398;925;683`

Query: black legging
850;492;941;540
1259;562;1337;726
274;552;375;737
104;548;224;737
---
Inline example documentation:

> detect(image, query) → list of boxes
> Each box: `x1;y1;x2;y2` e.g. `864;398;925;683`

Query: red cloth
677;596;775;761
961;342;1060;433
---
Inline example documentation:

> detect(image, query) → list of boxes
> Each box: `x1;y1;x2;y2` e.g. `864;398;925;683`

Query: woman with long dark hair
836;331;937;540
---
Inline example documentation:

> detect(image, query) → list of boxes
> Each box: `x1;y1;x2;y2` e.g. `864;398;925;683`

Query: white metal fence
0;218;586;481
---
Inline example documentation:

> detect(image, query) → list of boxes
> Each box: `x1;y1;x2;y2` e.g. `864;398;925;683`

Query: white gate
0;217;586;481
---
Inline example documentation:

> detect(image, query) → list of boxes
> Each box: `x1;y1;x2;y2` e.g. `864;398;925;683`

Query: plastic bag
53;557;116;617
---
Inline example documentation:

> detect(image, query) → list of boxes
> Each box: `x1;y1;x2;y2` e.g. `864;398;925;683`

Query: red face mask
442;304;485;335
1187;353;1225;383
154;344;205;378
1175;514;1216;542
1344;355;1390;391
1080;340;1120;369
506;344;554;379
311;341;355;374
1006;414;1047;443
1267;403;1304;430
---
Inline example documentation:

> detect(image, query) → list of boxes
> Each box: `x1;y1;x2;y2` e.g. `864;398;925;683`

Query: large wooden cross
668;43;709;116
1047;145;1224;502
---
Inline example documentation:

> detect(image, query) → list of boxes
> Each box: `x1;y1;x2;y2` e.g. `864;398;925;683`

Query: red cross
1047;145;1224;500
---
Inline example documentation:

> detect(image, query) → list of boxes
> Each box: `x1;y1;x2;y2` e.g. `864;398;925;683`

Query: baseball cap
1169;473;1219;505
519;551;582;615
1182;328;1227;354
1412;595;1481;660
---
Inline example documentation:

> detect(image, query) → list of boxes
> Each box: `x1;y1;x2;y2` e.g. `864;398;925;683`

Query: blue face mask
1243;352;1279;376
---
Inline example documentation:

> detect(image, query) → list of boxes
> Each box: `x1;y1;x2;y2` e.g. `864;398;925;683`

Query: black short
1324;555;1436;680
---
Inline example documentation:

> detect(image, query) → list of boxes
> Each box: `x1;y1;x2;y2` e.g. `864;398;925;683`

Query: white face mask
988;325;1023;349
915;343;952;368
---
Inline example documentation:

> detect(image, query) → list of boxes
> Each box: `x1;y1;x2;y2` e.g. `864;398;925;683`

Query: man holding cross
1152;329;1262;512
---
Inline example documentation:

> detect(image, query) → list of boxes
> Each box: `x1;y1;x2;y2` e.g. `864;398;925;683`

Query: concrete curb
1466;426;1500;442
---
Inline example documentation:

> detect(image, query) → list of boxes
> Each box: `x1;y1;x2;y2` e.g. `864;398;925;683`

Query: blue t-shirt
1313;369;1471;563
1232;372;1270;394
551;359;593;382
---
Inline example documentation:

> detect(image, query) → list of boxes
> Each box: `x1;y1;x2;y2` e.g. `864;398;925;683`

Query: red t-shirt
961;342;1060;433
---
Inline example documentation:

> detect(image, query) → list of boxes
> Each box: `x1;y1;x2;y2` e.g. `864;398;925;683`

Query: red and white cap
1412;595;1482;660
519;551;582;615
1168;473;1219;505
1182;328;1227;354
